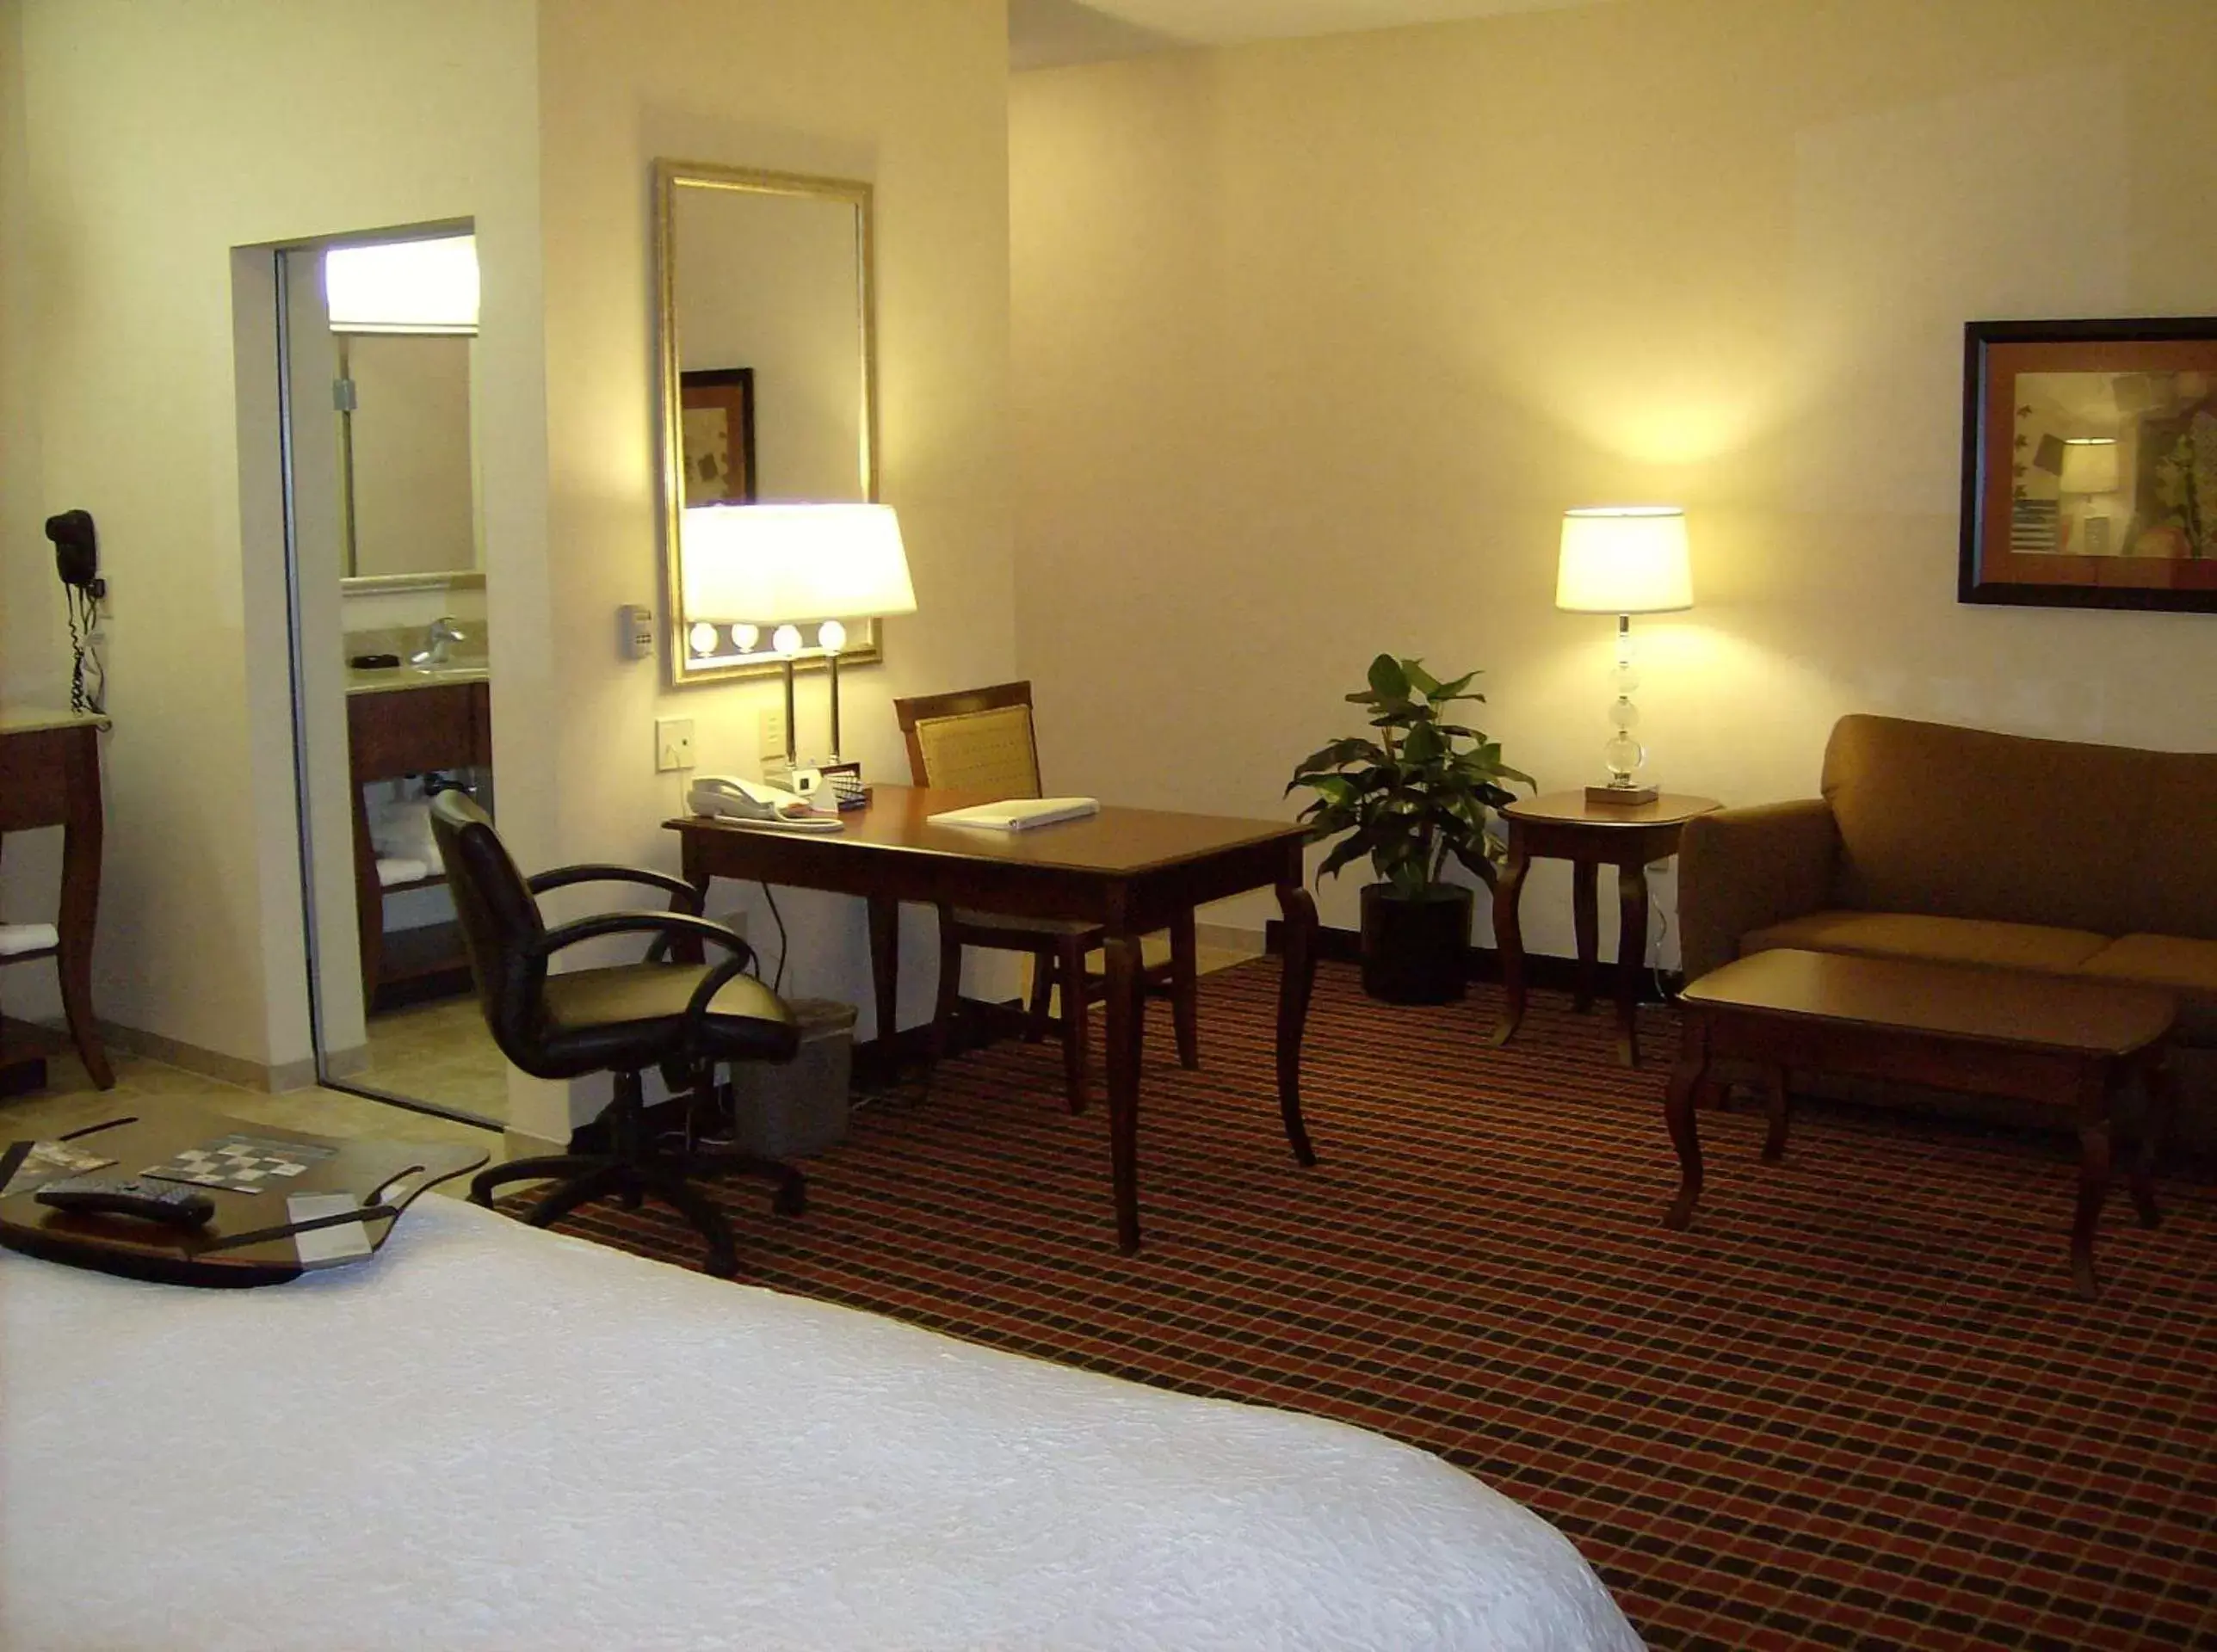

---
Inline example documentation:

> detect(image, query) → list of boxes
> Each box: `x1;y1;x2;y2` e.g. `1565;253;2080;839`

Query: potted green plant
1287;654;1535;1004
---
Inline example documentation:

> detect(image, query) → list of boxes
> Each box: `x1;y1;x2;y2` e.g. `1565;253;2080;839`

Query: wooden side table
0;709;114;1094
1490;790;1720;1066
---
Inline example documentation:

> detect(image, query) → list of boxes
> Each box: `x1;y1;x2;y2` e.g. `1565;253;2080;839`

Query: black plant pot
1359;882;1473;1005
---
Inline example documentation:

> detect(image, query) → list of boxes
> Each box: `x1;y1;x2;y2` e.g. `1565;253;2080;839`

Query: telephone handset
688;774;843;833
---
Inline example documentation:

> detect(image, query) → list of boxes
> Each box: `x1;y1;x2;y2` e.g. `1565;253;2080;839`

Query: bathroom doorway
275;225;509;1126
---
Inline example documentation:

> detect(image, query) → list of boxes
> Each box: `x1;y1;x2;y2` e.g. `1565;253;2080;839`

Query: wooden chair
893;681;1198;1113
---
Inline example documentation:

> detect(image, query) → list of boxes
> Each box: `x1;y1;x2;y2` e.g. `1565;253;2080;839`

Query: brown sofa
1680;715;2217;1125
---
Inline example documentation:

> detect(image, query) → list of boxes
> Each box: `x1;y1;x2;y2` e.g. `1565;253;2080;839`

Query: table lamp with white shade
680;502;917;777
2059;437;2120;556
1555;506;1693;807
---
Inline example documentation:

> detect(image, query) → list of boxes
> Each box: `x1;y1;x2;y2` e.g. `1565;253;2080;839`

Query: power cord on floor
760;882;787;993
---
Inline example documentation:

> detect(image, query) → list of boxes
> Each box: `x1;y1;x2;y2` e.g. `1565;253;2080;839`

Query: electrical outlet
758;705;787;767
655;717;695;772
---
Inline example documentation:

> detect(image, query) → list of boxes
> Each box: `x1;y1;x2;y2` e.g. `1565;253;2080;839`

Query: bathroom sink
343;661;491;695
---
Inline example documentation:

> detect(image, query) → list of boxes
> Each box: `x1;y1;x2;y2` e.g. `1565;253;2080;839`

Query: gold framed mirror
654;160;880;686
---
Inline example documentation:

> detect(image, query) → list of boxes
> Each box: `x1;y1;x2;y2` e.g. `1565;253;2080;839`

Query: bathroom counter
344;663;490;697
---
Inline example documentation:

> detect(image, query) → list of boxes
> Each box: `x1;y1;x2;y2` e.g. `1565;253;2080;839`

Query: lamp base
1586;783;1660;808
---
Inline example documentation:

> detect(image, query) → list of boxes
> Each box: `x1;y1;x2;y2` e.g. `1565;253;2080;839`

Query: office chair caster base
469;1154;603;1208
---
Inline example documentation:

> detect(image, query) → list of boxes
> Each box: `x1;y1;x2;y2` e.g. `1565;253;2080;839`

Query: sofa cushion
1739;909;2113;975
2079;934;2217;1041
1820;714;2217;941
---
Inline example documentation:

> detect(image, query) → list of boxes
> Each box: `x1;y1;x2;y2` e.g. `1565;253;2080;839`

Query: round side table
1490;791;1721;1066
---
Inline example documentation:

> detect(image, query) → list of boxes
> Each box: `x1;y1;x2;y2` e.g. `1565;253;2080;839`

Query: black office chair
429;791;805;1277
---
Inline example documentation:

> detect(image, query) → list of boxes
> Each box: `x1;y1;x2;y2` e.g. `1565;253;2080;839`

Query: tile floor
1;1047;509;1199
358;994;511;1123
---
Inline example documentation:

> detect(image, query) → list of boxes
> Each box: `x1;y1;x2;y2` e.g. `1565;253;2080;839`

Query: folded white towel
370;798;440;866
0;923;59;956
376;857;431;888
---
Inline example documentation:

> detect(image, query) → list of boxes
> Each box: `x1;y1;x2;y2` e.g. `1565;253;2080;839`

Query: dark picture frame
678;367;757;507
1960;317;2217;612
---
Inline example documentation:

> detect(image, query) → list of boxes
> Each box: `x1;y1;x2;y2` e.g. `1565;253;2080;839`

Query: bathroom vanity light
1556;506;1693;806
680;502;916;773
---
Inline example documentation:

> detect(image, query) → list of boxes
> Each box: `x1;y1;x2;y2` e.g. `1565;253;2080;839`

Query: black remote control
36;1175;218;1230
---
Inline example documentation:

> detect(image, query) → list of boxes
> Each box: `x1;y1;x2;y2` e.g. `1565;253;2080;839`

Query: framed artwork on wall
1960;317;2217;612
678;367;757;507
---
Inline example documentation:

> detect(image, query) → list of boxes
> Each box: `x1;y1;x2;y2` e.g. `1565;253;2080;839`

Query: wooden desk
667;786;1321;1253
1664;949;2176;1300
1490;790;1720;1066
0;709;113;1093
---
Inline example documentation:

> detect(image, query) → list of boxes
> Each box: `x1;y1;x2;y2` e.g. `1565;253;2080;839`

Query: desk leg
1488;839;1531;1046
1103;931;1146;1254
1572;860;1599;1011
1615;861;1650;1067
867;895;899;1060
58;733;112;1089
1275;879;1320;1167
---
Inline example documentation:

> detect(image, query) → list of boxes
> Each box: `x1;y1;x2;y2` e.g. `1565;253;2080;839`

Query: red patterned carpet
526;959;2217;1650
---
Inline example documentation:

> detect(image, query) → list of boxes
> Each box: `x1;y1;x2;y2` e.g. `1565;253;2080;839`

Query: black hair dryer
45;509;102;595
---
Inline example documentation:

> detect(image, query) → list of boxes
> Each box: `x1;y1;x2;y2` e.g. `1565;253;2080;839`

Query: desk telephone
688;774;843;833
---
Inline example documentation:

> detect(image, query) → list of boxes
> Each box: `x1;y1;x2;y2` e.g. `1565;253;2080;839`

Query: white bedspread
2;1197;1640;1650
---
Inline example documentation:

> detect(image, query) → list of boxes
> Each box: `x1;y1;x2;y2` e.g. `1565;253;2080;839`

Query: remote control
35;1175;218;1230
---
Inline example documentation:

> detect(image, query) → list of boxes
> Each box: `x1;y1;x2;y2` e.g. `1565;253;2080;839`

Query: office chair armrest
532;910;756;971
680;948;769;1039
527;864;704;913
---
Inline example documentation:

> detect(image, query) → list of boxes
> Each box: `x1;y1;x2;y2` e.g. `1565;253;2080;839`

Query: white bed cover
2;1196;1640;1650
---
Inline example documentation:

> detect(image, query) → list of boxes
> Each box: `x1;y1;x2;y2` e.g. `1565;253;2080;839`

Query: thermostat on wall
618;604;654;661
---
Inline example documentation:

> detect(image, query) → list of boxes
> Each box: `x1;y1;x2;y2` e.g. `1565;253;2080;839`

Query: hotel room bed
2;1195;1640;1650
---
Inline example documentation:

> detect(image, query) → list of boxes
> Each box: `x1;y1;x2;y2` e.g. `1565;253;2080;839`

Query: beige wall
534;0;1014;1124
1;0;544;1068
1010;0;2217;965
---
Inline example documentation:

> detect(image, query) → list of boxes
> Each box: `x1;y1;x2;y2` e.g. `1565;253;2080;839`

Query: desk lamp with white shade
1555;506;1693;807
679;502;917;780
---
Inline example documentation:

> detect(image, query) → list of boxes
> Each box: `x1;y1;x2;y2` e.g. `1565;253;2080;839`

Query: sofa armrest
1677;799;1839;984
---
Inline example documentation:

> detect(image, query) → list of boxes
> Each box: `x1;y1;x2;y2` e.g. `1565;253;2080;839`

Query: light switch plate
655;717;695;772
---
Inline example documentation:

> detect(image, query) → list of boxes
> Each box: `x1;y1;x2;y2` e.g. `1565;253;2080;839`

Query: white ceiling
1010;0;1612;70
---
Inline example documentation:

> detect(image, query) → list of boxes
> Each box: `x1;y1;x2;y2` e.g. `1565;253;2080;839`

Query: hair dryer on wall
42;509;105;714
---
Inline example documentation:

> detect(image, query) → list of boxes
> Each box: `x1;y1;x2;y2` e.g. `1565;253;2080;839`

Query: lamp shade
2059;439;2120;496
680;502;917;624
1555;507;1693;614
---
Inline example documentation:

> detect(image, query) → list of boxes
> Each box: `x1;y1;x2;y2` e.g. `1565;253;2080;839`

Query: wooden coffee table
1663;949;2177;1300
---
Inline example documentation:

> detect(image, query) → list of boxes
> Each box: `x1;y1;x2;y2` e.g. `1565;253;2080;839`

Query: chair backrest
428;790;548;1065
892;680;1043;798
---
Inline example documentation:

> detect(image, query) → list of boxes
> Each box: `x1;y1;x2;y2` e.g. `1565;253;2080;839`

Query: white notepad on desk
927;797;1101;831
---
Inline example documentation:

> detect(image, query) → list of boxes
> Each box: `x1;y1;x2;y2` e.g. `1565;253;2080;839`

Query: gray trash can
723;997;857;1158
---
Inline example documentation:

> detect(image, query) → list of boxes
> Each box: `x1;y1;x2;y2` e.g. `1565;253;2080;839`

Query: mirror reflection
330;234;485;589
282;228;506;1128
656;163;880;683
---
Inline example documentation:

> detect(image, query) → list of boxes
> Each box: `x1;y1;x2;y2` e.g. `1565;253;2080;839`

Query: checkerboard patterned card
141;1133;337;1195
